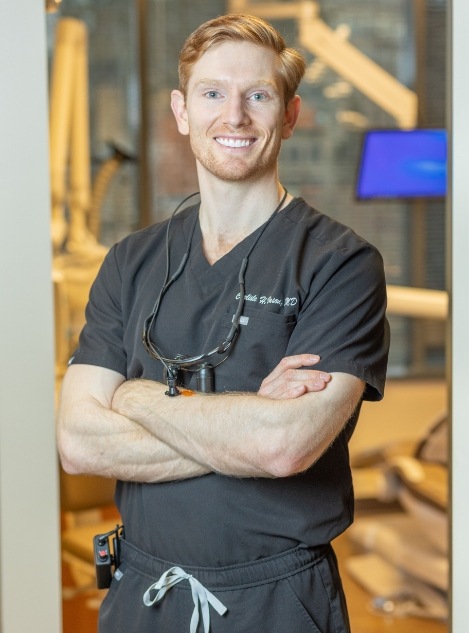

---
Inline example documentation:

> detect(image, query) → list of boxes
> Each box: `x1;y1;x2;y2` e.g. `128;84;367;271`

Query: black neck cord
142;188;288;392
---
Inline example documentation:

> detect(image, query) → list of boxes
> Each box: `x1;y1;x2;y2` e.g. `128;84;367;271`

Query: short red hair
178;14;306;106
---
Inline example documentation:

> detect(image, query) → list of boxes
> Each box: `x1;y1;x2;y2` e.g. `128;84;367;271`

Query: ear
282;95;301;140
170;89;190;135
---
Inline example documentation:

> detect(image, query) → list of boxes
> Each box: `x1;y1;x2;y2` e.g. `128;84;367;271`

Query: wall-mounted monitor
356;128;447;199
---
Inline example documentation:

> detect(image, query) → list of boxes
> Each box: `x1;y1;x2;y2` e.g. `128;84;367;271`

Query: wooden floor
62;563;100;633
61;378;448;633
335;533;447;633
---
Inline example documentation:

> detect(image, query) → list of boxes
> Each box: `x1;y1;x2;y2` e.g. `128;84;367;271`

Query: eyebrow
195;78;280;92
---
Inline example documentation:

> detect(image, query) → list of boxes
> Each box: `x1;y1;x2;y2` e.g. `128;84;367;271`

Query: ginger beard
189;125;283;183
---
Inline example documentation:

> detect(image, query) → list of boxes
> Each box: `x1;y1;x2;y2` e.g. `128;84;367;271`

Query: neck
197;161;287;225
196;176;290;263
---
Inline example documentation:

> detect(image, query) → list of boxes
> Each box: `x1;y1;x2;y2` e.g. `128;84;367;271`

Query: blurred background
47;0;447;380
44;2;449;632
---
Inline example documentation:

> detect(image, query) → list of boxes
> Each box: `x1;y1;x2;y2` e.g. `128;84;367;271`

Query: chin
192;138;282;181
200;157;275;183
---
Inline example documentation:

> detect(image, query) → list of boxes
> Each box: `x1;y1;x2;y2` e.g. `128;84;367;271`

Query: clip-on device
93;524;125;589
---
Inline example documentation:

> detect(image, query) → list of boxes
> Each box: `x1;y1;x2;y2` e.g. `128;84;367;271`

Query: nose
222;94;250;128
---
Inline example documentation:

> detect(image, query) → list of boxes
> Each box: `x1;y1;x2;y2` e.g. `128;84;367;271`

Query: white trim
0;1;61;631
449;0;469;631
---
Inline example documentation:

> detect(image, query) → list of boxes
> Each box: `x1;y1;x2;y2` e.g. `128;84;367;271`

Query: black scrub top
72;197;389;566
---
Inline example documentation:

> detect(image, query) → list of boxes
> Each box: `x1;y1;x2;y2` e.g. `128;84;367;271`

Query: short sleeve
285;243;389;401
70;244;127;376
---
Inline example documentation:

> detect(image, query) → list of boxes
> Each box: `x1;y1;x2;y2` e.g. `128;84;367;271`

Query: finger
259;368;330;395
281;369;331;384
258;377;329;399
261;384;308;400
303;378;329;393
262;354;321;385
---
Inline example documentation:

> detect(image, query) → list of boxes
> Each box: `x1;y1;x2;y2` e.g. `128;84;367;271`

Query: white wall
0;1;62;632
450;0;469;631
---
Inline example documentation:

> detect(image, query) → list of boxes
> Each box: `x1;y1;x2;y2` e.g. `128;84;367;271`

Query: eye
205;90;221;99
249;92;267;102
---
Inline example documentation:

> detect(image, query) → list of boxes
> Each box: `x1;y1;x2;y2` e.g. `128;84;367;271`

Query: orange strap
180;388;196;397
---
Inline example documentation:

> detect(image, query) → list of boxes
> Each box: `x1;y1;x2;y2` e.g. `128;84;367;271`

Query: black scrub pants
98;540;351;633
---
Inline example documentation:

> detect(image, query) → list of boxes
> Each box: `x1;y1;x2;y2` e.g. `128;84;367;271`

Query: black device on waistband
93;524;125;589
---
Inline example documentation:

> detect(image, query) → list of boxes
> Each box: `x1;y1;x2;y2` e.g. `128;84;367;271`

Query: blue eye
250;92;266;101
206;91;220;99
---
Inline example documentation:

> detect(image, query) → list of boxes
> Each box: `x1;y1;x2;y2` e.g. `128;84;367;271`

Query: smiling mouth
215;137;255;148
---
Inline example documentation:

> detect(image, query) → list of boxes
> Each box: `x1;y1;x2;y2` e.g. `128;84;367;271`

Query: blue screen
356;129;447;199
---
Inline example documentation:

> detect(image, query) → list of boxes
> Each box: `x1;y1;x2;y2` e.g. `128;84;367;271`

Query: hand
111;378;166;418
258;354;331;400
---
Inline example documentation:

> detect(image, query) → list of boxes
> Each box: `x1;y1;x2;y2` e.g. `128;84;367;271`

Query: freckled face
171;41;299;183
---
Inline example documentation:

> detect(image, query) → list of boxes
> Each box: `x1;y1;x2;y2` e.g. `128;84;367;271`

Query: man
57;13;389;633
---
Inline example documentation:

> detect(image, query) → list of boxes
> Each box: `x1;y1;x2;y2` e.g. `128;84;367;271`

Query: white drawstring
143;566;227;633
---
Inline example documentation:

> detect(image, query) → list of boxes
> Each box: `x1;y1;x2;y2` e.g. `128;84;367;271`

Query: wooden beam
387;285;448;320
299;17;417;128
228;0;418;128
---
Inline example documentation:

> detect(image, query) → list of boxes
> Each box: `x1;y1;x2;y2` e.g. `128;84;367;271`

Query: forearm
114;386;274;477
112;374;364;478
58;404;208;482
57;366;210;483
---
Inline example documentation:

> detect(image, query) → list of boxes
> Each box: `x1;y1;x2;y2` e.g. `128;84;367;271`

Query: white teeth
216;137;252;148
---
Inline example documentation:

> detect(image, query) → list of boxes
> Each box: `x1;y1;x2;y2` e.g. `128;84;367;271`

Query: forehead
187;40;282;91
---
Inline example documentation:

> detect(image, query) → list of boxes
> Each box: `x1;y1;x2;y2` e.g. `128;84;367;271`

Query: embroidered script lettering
236;293;258;302
259;296;283;306
235;292;298;308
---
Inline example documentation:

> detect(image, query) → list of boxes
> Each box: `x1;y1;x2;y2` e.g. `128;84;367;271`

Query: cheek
186;111;214;136
263;110;287;138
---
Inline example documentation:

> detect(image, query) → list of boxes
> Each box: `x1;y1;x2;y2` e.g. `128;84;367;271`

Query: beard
190;133;282;183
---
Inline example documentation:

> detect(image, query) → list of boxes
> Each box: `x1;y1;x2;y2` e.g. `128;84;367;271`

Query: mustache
211;126;258;137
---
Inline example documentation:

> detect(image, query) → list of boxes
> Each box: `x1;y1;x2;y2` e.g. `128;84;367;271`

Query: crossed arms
57;354;364;483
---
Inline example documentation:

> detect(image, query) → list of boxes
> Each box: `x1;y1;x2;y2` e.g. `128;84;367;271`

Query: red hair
178;14;306;105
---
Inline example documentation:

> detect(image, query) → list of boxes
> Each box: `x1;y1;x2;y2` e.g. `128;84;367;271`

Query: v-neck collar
182;198;297;293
